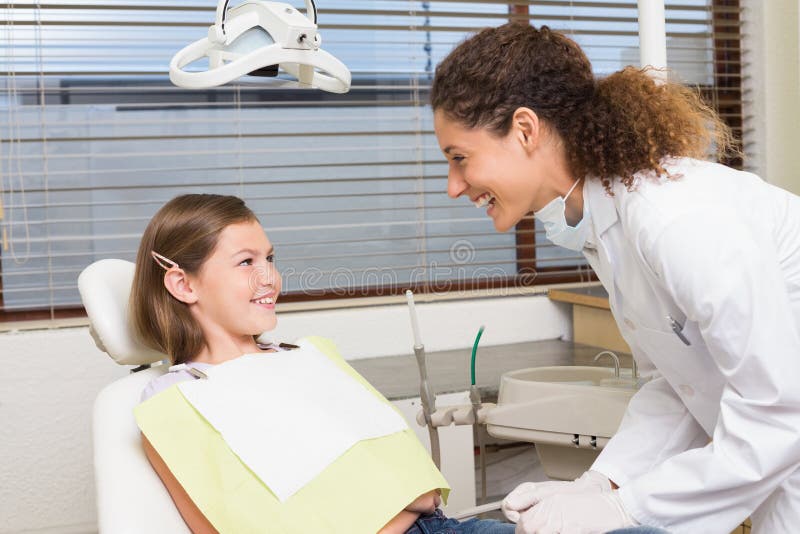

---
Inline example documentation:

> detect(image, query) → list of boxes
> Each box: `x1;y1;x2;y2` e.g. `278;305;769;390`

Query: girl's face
433;110;549;232
188;220;281;346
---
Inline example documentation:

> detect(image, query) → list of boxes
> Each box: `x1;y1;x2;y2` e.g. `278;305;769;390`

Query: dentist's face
433;110;544;232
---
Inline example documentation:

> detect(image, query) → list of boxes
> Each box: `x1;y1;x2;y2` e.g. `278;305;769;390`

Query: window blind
0;0;744;319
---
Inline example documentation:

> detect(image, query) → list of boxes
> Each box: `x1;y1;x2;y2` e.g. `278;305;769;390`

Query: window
0;1;743;320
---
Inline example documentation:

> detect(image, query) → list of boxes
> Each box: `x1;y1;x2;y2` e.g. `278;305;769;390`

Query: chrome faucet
593;350;639;380
593;350;620;378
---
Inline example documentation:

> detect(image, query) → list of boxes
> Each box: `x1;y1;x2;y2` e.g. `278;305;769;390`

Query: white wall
0;328;129;534
0;294;569;534
742;0;800;194
269;294;571;358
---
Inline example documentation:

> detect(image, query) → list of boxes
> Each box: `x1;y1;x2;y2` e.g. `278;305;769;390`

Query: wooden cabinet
548;286;631;354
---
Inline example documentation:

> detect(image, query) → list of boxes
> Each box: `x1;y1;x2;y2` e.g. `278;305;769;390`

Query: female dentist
431;23;800;534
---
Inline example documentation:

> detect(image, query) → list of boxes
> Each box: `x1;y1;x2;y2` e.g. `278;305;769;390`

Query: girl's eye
239;258;253;266
266;254;275;263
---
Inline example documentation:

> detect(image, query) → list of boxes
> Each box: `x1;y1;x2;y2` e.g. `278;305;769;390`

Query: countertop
349;339;630;401
548;285;610;310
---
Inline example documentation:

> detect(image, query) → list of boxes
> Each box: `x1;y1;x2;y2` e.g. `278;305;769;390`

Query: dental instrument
471;326;488;505
406;289;441;469
170;0;351;93
668;315;692;346
407;319;503;517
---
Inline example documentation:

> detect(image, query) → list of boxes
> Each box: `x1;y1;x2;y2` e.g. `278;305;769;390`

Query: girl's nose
249;265;275;294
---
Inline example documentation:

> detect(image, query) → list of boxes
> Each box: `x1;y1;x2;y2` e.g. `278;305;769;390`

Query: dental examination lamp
170;0;351;93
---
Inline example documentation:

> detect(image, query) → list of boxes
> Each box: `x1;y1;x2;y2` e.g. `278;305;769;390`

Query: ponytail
569;67;738;192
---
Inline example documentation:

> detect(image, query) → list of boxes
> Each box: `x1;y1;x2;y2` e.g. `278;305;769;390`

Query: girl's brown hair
130;194;258;364
430;23;738;191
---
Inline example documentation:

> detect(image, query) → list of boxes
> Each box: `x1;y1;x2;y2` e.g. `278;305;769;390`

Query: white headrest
78;259;167;366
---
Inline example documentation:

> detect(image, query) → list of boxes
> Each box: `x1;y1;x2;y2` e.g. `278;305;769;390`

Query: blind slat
0;0;745;313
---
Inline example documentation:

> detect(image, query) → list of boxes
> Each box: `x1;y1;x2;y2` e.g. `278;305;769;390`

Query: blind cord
35;0;56;319
410;0;429;284
5;0;32;264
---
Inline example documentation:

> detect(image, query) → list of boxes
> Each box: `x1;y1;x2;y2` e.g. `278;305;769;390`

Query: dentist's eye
451;156;465;163
266;254;275;263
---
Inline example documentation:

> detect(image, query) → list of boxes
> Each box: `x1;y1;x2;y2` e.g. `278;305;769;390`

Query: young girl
130;194;515;534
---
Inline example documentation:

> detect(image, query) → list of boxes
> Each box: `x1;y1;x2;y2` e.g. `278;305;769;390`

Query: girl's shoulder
140;343;301;402
140;361;215;402
141;343;300;402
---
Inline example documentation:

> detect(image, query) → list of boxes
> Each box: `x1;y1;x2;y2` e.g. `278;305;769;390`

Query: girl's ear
163;269;199;304
511;106;542;153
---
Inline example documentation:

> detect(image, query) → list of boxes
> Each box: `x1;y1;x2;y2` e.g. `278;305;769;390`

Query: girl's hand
404;489;442;514
377;489;442;533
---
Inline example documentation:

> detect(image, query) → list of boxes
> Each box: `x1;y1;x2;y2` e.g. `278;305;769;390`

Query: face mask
534;178;589;252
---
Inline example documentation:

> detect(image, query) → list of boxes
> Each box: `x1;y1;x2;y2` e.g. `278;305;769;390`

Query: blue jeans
607;529;670;533
405;509;515;534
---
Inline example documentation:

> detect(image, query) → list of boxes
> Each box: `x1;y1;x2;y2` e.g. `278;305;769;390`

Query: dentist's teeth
473;194;495;208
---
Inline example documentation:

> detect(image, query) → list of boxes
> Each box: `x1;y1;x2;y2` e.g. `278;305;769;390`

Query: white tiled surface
480;444;547;502
473;425;548;521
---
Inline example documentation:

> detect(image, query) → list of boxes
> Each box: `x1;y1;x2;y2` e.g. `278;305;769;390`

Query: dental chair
79;259;190;534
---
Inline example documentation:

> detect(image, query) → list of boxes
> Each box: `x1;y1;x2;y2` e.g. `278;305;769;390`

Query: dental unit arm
169;0;351;93
405;292;503;516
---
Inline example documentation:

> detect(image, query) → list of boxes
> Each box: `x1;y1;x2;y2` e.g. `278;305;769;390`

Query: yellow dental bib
134;336;449;534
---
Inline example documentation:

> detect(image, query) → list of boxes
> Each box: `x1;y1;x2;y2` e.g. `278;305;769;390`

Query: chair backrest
78;259;189;533
78;259;165;366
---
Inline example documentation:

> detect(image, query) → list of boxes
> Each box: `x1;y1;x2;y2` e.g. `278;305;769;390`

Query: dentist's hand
515;492;636;534
502;471;612;523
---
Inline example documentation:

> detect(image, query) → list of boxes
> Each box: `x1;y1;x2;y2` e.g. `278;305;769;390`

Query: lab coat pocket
635;321;723;436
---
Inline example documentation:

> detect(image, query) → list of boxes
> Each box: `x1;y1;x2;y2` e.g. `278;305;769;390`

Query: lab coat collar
584;177;620;240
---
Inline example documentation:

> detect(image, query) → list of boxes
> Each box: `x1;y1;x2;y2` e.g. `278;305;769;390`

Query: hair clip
151;250;180;271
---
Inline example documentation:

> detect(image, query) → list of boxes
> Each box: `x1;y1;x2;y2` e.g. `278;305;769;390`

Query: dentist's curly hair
430;23;739;192
130;194;258;365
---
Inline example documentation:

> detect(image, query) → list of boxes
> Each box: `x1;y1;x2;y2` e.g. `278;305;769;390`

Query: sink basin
485;365;640;480
506;366;637;388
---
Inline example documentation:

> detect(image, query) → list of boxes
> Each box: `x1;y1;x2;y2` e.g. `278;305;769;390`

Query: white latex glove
502;470;611;523
515;492;636;534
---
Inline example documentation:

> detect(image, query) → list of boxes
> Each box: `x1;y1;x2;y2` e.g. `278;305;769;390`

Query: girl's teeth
253;296;274;304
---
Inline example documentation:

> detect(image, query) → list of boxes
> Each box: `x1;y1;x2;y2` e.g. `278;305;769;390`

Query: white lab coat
581;158;800;533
